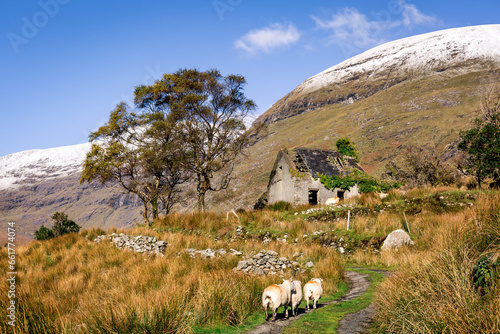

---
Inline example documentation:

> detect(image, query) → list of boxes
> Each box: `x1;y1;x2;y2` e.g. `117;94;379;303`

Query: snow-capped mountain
0;143;142;242
0;143;91;190
259;24;500;124
297;25;500;95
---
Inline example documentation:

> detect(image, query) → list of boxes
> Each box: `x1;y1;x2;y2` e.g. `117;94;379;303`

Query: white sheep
291;280;303;316
262;279;294;321
303;278;323;311
325;197;340;206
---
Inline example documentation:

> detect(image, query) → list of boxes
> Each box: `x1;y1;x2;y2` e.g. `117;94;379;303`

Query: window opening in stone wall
308;189;318;205
277;166;283;180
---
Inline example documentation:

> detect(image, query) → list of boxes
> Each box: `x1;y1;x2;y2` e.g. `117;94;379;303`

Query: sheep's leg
264;304;268;321
272;307;277;321
305;297;309;311
285;304;289;318
313;299;317;309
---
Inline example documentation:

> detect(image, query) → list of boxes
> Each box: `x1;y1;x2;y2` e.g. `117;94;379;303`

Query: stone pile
94;233;168;256
184;248;243;259
233;249;309;276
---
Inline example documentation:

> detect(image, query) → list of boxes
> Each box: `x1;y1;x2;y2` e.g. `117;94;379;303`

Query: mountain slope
219;24;500;210
0;144;142;242
0;143;90;190
257;24;500;125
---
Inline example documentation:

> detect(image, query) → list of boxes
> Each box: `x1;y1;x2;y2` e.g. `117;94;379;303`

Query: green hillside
213;66;500;210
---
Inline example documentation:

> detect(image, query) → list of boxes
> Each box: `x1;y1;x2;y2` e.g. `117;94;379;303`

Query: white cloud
235;23;301;55
312;7;386;47
312;1;439;57
400;1;437;27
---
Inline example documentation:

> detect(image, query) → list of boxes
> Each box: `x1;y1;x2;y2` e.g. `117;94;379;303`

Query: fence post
347;210;350;230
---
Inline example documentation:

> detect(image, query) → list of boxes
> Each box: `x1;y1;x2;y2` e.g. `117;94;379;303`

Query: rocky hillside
217;24;500;210
1;25;500;240
0;144;142;243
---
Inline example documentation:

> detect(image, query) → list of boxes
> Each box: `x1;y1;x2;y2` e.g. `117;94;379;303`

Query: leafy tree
34;212;80;240
134;68;258;212
81;98;188;224
458;85;500;186
34;225;54;240
336;138;359;160
51;212;81;237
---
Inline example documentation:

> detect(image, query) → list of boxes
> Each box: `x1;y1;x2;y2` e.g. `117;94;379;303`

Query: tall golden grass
0;211;344;333
373;192;500;333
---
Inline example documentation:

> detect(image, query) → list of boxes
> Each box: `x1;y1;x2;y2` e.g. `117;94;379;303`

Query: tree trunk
151;197;159;223
142;202;149;225
197;191;206;212
197;176;210;212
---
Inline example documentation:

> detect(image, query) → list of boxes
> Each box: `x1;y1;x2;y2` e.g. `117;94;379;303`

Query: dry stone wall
94;233;168;256
233;249;311;276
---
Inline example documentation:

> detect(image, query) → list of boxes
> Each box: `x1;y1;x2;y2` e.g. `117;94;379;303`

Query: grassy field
1;187;499;333
0;208;346;334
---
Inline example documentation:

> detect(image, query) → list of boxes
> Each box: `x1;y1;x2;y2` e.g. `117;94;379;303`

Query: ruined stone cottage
267;148;364;205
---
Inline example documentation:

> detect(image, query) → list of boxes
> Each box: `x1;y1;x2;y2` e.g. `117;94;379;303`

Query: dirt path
336;269;390;334
246;270;377;334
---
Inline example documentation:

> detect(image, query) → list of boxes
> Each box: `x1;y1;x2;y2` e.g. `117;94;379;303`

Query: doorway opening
308;189;318;205
337;190;345;200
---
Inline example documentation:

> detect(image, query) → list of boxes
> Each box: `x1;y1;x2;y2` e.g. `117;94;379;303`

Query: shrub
52;212;81;237
34;225;54;241
319;170;401;194
336;138;359;160
472;255;499;294
34;212;81;241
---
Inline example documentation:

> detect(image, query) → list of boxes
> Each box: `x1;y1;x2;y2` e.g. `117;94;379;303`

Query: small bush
34;225;54;241
319;170;401;194
472;255;499;294
34;212;81;241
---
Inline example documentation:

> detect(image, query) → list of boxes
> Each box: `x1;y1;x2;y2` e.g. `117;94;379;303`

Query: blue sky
1;0;499;157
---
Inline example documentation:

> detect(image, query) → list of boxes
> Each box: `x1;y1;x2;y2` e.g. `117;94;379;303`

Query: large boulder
381;229;414;251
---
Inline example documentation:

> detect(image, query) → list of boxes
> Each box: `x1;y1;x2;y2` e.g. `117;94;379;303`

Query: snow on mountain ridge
297;24;500;94
0;143;91;190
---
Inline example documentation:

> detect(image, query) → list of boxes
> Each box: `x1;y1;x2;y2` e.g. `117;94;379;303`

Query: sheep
262;279;294;321
325;197;340;206
291;280;303;316
303;278;323;311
